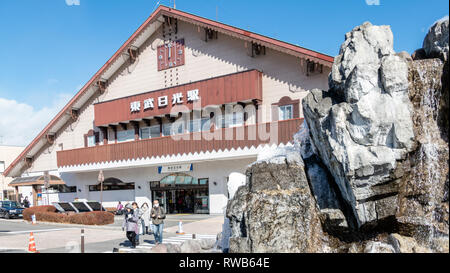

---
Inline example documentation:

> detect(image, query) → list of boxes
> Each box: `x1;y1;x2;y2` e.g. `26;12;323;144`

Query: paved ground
0;214;223;253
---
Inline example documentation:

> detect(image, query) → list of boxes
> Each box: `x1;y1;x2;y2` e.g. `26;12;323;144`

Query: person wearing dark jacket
122;202;140;248
151;200;166;245
23;197;30;208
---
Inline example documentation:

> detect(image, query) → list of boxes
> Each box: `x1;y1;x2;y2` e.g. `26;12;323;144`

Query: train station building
4;6;333;214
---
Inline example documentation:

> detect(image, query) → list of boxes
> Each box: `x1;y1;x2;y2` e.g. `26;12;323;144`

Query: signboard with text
158;164;193;174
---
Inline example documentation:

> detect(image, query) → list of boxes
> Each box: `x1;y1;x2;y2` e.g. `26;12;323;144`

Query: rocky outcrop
298;123;350;235
303;22;416;228
225;17;449;253
226;144;328;253
392;16;449;251
423;16;449;62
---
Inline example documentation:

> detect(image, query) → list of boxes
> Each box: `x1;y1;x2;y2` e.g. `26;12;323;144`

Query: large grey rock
396;58;449;245
423;16;449;62
166;243;181;253
364;241;396;253
387;233;434;253
330;22;394;99
226;144;328;253
199;239;216;250
179;240;202;253
298;123;350;231
303;22;416;227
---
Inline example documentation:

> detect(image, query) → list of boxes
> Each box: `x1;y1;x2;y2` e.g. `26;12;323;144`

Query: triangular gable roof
4;5;334;177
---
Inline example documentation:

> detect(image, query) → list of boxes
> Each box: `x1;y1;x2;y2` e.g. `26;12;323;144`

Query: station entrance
150;174;209;214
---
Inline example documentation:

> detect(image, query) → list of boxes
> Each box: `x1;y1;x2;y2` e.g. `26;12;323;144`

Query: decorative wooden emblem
46;134;55;145
157;39;185;71
24;157;33;168
70;109;79;121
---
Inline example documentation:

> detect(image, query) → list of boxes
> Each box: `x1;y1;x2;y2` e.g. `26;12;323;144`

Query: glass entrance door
150;174;210;214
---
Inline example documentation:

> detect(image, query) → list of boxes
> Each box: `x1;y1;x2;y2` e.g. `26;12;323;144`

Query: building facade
0;145;24;201
4;6;333;214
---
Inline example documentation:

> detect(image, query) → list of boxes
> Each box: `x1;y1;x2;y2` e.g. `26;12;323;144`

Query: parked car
0;201;24;219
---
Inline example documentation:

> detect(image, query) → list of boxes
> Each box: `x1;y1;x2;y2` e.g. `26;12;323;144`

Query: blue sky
0;0;448;146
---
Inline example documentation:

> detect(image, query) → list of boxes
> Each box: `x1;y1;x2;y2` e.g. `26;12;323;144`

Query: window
215;115;226;129
44;185;77;194
278;105;293;121
0;161;5;174
201;118;211;132
189;119;201;133
190;118;211;133
172;119;185;135
117;129;135;142
162;121;184;136
141;125;161;139
87;136;96;147
273;97;299;122
1;201;19;208
162;123;172;137
159;174;208;187
216;113;244;129
231;112;244;128
89;178;135;191
199;178;209;185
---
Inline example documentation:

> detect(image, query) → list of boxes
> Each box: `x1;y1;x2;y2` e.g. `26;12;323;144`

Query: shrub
69;211;114;225
23;206;114;225
23;205;56;221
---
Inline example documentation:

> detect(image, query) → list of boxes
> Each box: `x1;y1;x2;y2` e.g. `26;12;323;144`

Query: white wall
42;192;77;205
59;157;255;214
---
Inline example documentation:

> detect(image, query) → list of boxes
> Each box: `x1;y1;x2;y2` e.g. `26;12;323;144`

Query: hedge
23;205;57;221
23;206;114;225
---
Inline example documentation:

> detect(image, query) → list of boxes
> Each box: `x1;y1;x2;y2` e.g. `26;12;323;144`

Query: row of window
88;178;135;192
43;185;77;194
87;105;294;147
87;175;209;192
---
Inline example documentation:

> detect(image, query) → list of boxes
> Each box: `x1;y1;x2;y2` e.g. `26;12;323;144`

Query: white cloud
65;0;80;6
0;93;72;146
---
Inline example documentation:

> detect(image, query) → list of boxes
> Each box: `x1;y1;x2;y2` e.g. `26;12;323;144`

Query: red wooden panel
94;70;262;127
57;119;304;168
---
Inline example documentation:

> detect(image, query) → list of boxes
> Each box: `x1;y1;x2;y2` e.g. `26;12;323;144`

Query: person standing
122;203;139;248
151;200;166;245
140;203;151;235
23;196;30;208
132;202;141;246
116;201;124;215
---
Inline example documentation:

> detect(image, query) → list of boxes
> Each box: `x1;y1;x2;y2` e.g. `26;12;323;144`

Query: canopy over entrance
9;175;66;187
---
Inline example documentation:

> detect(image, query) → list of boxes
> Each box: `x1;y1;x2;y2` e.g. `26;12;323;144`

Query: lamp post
98;170;104;211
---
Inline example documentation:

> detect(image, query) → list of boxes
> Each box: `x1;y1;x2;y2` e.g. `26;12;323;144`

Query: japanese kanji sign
130;89;200;113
